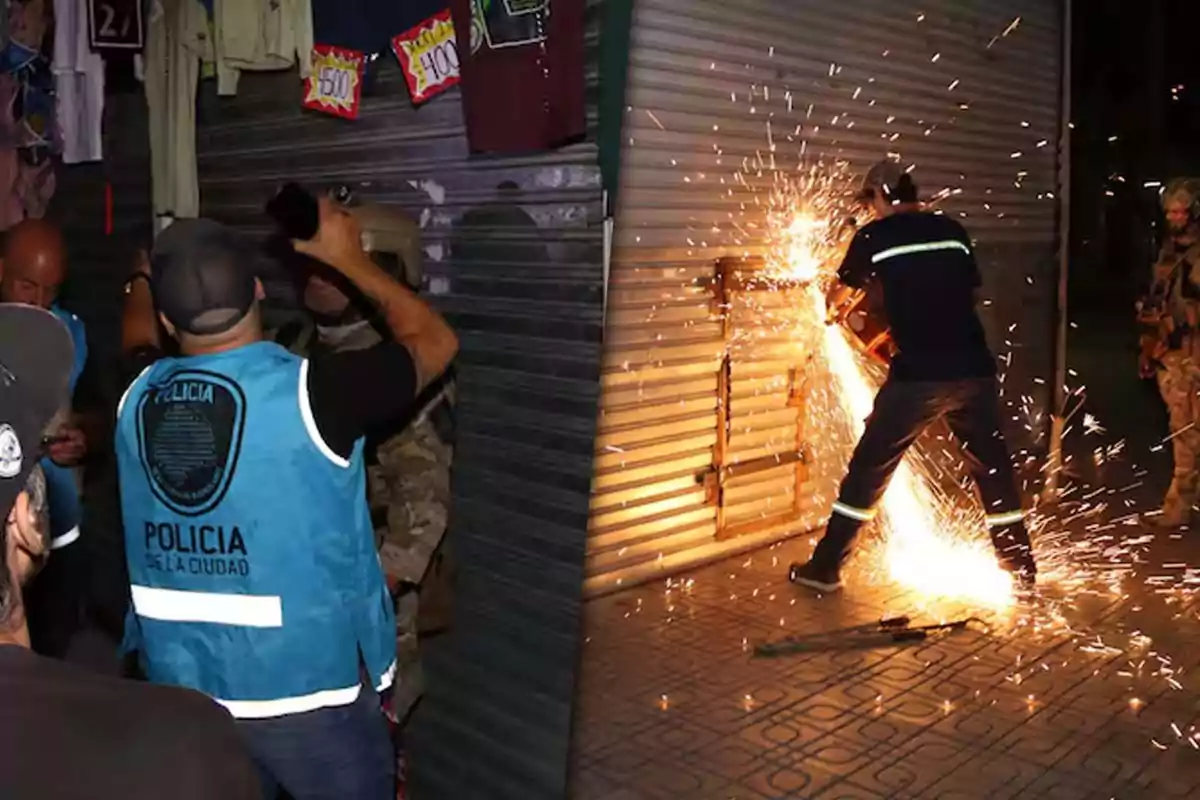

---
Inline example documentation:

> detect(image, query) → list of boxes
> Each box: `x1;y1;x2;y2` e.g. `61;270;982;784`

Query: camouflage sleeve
1153;244;1170;285
1150;250;1176;300
371;420;453;589
1182;247;1200;302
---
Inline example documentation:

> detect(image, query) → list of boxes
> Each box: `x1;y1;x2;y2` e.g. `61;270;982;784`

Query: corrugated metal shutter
54;89;153;364
586;0;1063;594
193;6;604;797
52;86;154;636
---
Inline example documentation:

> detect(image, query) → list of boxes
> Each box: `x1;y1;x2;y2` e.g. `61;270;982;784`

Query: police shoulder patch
136;370;246;517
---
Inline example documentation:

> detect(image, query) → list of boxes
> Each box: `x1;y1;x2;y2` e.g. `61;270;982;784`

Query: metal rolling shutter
586;0;1063;594
193;6;604;794
53;90;153;362
52;88;154;635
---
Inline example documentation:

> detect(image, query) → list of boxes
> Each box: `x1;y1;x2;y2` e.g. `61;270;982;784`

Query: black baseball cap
0;304;73;520
150;218;257;336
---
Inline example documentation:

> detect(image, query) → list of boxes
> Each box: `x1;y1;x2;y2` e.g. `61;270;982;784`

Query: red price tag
303;45;365;119
391;9;461;105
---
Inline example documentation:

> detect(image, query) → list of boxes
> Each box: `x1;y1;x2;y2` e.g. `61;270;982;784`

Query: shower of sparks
607;7;1200;758
705;8;1169;618
987;16;1022;49
823;301;1017;607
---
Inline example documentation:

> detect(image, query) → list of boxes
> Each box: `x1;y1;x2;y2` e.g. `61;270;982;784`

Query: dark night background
1061;0;1200;500
1072;0;1200;311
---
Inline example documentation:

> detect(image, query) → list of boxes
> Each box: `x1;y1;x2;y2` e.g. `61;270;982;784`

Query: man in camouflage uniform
270;200;455;724
1139;178;1200;526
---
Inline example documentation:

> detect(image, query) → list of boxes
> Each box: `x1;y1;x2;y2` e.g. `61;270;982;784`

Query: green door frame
599;0;635;215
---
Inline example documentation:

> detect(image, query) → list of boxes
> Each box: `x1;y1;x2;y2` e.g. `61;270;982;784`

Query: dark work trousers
25;540;86;658
810;376;1035;574
237;686;395;800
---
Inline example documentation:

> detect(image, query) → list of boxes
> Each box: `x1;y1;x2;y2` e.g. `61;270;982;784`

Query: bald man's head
0;219;66;309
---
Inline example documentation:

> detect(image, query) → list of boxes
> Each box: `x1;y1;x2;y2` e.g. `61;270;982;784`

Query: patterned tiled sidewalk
570;533;1200;799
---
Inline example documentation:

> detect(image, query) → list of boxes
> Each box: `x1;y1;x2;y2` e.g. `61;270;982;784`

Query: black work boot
789;560;843;592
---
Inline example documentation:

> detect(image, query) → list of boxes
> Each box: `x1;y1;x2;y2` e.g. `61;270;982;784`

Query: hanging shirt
0;74;56;226
212;0;313;96
449;0;585;154
52;0;105;164
310;0;446;56
145;0;212;221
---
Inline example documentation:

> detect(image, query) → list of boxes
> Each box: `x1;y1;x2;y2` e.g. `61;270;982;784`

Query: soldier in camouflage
270;199;455;726
1139;178;1200;526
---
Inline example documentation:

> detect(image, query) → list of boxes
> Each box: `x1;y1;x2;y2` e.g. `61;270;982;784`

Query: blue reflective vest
44;306;87;548
115;342;396;719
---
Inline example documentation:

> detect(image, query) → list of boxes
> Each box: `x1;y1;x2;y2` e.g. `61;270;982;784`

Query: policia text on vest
143;523;249;577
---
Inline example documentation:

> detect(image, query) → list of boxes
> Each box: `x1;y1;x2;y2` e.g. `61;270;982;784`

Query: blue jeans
236;687;395;800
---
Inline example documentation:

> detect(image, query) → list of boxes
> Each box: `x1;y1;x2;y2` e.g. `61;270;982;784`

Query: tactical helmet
1162;178;1200;219
332;185;422;289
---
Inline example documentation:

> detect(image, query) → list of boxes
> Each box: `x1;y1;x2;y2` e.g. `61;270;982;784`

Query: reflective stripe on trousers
831;501;877;523
985;509;1025;528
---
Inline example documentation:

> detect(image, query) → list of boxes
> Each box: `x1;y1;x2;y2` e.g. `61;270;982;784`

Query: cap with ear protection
856;160;909;203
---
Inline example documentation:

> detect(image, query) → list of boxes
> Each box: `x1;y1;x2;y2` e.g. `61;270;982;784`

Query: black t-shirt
0;645;260;799
124;340;418;460
837;211;997;381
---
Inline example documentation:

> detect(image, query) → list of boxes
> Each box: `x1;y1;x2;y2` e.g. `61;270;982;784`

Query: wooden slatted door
704;256;813;539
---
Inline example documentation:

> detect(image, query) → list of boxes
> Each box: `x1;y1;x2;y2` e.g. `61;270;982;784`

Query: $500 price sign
304;45;366;119
392;9;461;105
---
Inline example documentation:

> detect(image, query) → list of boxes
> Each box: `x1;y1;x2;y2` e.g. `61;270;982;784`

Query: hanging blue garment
40;306;88;549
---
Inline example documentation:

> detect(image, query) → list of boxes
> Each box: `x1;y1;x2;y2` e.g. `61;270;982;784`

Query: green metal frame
598;0;635;214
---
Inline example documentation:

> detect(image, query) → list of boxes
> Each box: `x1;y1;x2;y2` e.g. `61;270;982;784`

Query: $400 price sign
392;9;462;105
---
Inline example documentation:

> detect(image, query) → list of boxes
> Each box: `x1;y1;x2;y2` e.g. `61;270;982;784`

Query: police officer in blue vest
116;203;458;799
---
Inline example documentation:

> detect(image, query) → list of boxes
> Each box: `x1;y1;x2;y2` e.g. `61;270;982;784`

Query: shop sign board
88;0;144;50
